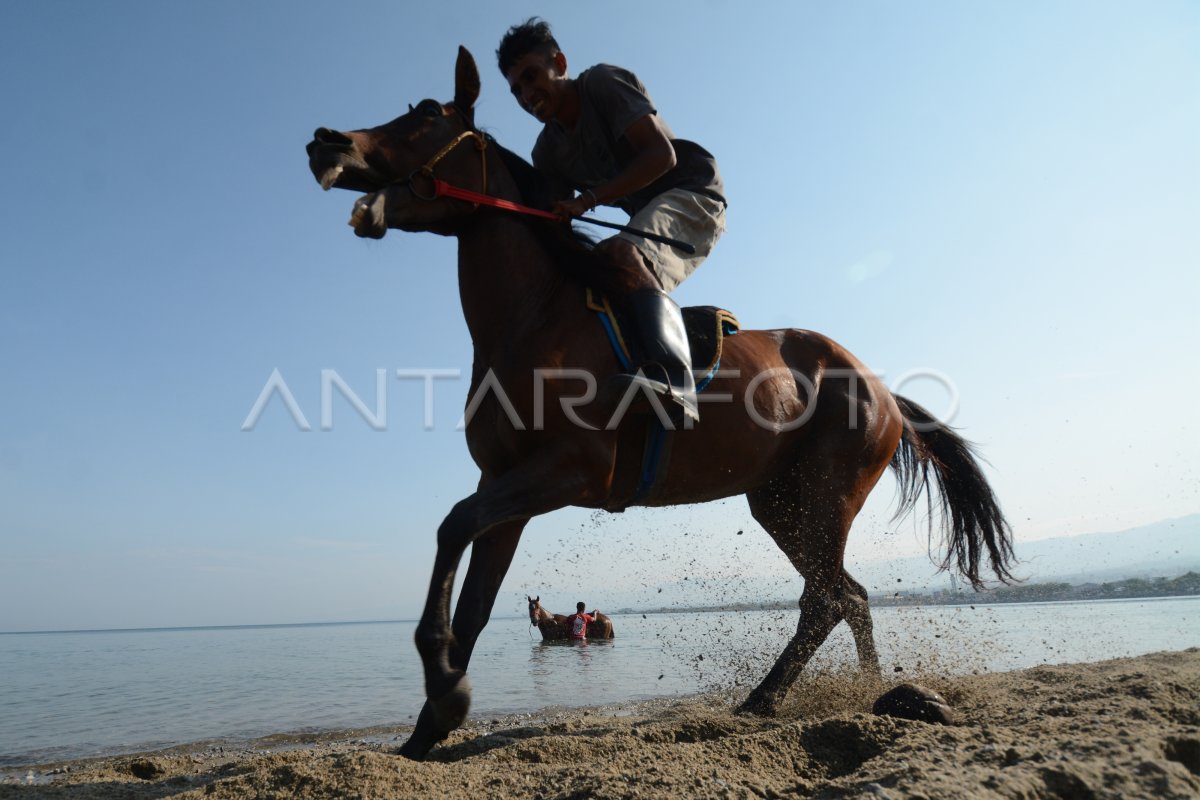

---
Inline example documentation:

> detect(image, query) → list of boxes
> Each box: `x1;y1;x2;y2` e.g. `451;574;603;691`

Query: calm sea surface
1;596;1197;767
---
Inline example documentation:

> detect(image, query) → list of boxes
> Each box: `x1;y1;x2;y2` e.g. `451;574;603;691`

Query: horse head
526;595;544;625
305;46;487;237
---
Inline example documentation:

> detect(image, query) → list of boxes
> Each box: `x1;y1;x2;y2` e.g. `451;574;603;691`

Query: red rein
433;179;560;220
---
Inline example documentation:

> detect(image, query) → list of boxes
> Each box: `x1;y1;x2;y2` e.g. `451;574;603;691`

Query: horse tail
888;394;1017;589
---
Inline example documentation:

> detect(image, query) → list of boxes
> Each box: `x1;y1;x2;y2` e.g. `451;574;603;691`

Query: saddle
584;289;739;391
585;289;740;510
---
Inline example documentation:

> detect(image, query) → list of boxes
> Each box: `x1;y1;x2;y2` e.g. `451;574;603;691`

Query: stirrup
610;368;697;427
613;363;672;396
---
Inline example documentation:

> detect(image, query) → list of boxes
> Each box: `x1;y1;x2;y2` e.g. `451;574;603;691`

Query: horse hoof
872;683;956;725
430;673;473;731
397;699;456;761
397;735;432;762
737;691;778;717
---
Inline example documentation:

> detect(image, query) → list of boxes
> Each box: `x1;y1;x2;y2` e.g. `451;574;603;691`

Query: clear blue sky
1;1;1197;631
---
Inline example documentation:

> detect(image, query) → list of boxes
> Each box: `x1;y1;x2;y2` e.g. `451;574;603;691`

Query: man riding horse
306;41;1015;762
498;18;727;425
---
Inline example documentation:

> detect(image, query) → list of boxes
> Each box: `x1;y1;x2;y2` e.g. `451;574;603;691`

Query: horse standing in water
306;47;1015;761
527;595;615;641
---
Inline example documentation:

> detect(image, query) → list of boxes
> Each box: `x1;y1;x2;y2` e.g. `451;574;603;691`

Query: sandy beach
1;648;1196;799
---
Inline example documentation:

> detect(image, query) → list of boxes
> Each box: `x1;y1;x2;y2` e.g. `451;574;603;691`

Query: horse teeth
320;165;343;190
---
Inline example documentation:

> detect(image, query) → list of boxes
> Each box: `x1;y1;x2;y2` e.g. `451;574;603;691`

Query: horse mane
484;134;611;285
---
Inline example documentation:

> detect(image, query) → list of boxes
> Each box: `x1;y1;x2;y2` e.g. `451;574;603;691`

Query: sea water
1;596;1196;766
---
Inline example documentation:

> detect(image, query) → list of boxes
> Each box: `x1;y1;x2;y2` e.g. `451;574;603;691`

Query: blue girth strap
585;289;740;506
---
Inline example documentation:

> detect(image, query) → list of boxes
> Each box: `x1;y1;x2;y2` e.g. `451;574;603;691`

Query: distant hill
847;513;1200;592
612;514;1200;612
1006;515;1200;583
621;571;1200;615
874;571;1200;607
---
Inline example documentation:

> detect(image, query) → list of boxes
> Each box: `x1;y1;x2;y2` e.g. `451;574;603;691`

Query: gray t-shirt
531;64;725;216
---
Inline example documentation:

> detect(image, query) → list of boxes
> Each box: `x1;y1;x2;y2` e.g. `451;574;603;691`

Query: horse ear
454;45;480;111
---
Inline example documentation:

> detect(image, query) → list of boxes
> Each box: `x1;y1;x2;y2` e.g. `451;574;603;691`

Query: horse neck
453;173;572;350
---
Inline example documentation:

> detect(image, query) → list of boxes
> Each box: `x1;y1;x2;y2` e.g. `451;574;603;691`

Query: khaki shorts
616;188;726;292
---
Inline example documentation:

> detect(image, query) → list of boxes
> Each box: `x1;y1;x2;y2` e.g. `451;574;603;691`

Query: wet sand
2;648;1198;799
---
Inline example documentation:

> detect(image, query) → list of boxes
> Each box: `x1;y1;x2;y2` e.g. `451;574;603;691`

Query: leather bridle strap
397;129;489;202
432;179;558;220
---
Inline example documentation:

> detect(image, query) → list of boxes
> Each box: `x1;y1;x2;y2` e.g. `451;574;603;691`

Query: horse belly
634;328;895;506
644;430;792;505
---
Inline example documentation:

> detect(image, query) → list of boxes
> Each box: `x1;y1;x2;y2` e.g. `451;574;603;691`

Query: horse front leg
399;454;589;760
399;518;527;759
449;518;528;665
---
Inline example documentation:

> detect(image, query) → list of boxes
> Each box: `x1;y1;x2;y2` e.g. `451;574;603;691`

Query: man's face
505;50;567;123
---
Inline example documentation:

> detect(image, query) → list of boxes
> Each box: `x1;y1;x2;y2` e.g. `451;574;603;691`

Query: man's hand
552;195;592;221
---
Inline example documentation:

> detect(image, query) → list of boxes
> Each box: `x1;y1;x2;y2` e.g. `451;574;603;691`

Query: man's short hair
497;17;561;76
576;601;586;612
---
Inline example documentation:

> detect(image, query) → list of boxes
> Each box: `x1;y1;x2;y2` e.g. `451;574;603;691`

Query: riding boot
611;288;698;425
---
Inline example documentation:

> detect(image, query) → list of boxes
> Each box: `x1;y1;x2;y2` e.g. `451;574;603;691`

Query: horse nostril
314;127;354;148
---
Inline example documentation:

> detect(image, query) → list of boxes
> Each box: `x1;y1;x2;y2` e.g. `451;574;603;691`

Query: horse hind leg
841;571;880;676
738;476;875;715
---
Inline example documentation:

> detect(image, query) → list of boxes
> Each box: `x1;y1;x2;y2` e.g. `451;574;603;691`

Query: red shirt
567;612;594;639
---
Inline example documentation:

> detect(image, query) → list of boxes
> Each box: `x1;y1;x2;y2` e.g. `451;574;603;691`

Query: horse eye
415;99;442;117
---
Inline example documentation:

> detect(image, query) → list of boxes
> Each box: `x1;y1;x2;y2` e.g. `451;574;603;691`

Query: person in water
566;601;596;640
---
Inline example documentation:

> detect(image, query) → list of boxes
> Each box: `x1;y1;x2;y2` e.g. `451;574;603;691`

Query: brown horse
306;47;1015;761
526;595;615;641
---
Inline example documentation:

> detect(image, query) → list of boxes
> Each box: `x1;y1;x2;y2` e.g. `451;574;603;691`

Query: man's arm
553;114;676;218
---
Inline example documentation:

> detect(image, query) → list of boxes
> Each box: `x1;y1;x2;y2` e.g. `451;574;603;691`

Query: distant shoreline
5;574;1197;635
875;572;1200;607
617;572;1200;615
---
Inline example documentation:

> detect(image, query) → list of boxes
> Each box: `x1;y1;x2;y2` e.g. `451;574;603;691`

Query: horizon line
0;617;435;637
